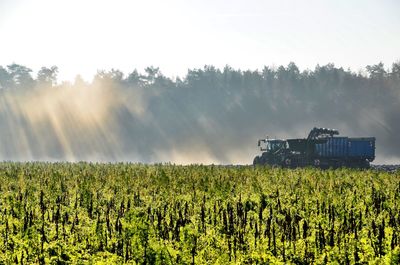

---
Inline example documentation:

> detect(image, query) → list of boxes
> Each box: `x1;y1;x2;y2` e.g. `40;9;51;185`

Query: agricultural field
0;163;400;264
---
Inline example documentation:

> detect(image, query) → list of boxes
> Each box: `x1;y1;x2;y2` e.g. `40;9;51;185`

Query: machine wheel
284;158;291;167
253;156;261;166
361;159;370;169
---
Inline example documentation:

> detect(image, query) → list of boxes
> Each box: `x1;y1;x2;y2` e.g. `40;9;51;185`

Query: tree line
0;62;399;162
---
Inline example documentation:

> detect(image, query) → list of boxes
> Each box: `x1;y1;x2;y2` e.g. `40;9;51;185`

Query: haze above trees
0;62;399;163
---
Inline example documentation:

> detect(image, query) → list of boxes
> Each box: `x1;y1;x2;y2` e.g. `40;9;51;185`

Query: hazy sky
0;0;399;81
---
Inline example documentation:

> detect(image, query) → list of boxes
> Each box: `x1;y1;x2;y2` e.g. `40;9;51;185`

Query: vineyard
0;163;400;264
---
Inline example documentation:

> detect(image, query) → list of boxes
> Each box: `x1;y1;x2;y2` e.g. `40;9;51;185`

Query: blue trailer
315;136;375;168
254;128;376;168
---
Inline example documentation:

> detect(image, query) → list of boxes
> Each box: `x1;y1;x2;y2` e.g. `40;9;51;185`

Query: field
0;163;400;264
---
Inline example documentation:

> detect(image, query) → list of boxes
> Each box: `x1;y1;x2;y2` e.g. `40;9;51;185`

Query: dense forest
0;62;399;163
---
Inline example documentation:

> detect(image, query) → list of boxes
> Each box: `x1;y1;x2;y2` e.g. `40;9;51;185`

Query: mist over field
0;62;399;164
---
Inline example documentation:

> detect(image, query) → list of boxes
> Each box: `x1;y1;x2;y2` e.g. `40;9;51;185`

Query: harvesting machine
253;127;375;168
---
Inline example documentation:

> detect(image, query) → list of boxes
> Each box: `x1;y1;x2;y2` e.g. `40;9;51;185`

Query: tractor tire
253;156;261;166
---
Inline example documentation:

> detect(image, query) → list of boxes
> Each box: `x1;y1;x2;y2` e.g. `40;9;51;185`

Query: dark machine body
253;127;375;168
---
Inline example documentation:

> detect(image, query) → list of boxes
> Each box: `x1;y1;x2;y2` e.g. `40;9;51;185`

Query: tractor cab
254;138;288;166
258;139;288;153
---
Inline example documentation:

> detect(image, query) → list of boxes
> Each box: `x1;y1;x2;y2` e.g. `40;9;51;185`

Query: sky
0;0;399;81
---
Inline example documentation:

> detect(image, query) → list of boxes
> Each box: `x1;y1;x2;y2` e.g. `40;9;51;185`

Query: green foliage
0;162;399;264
